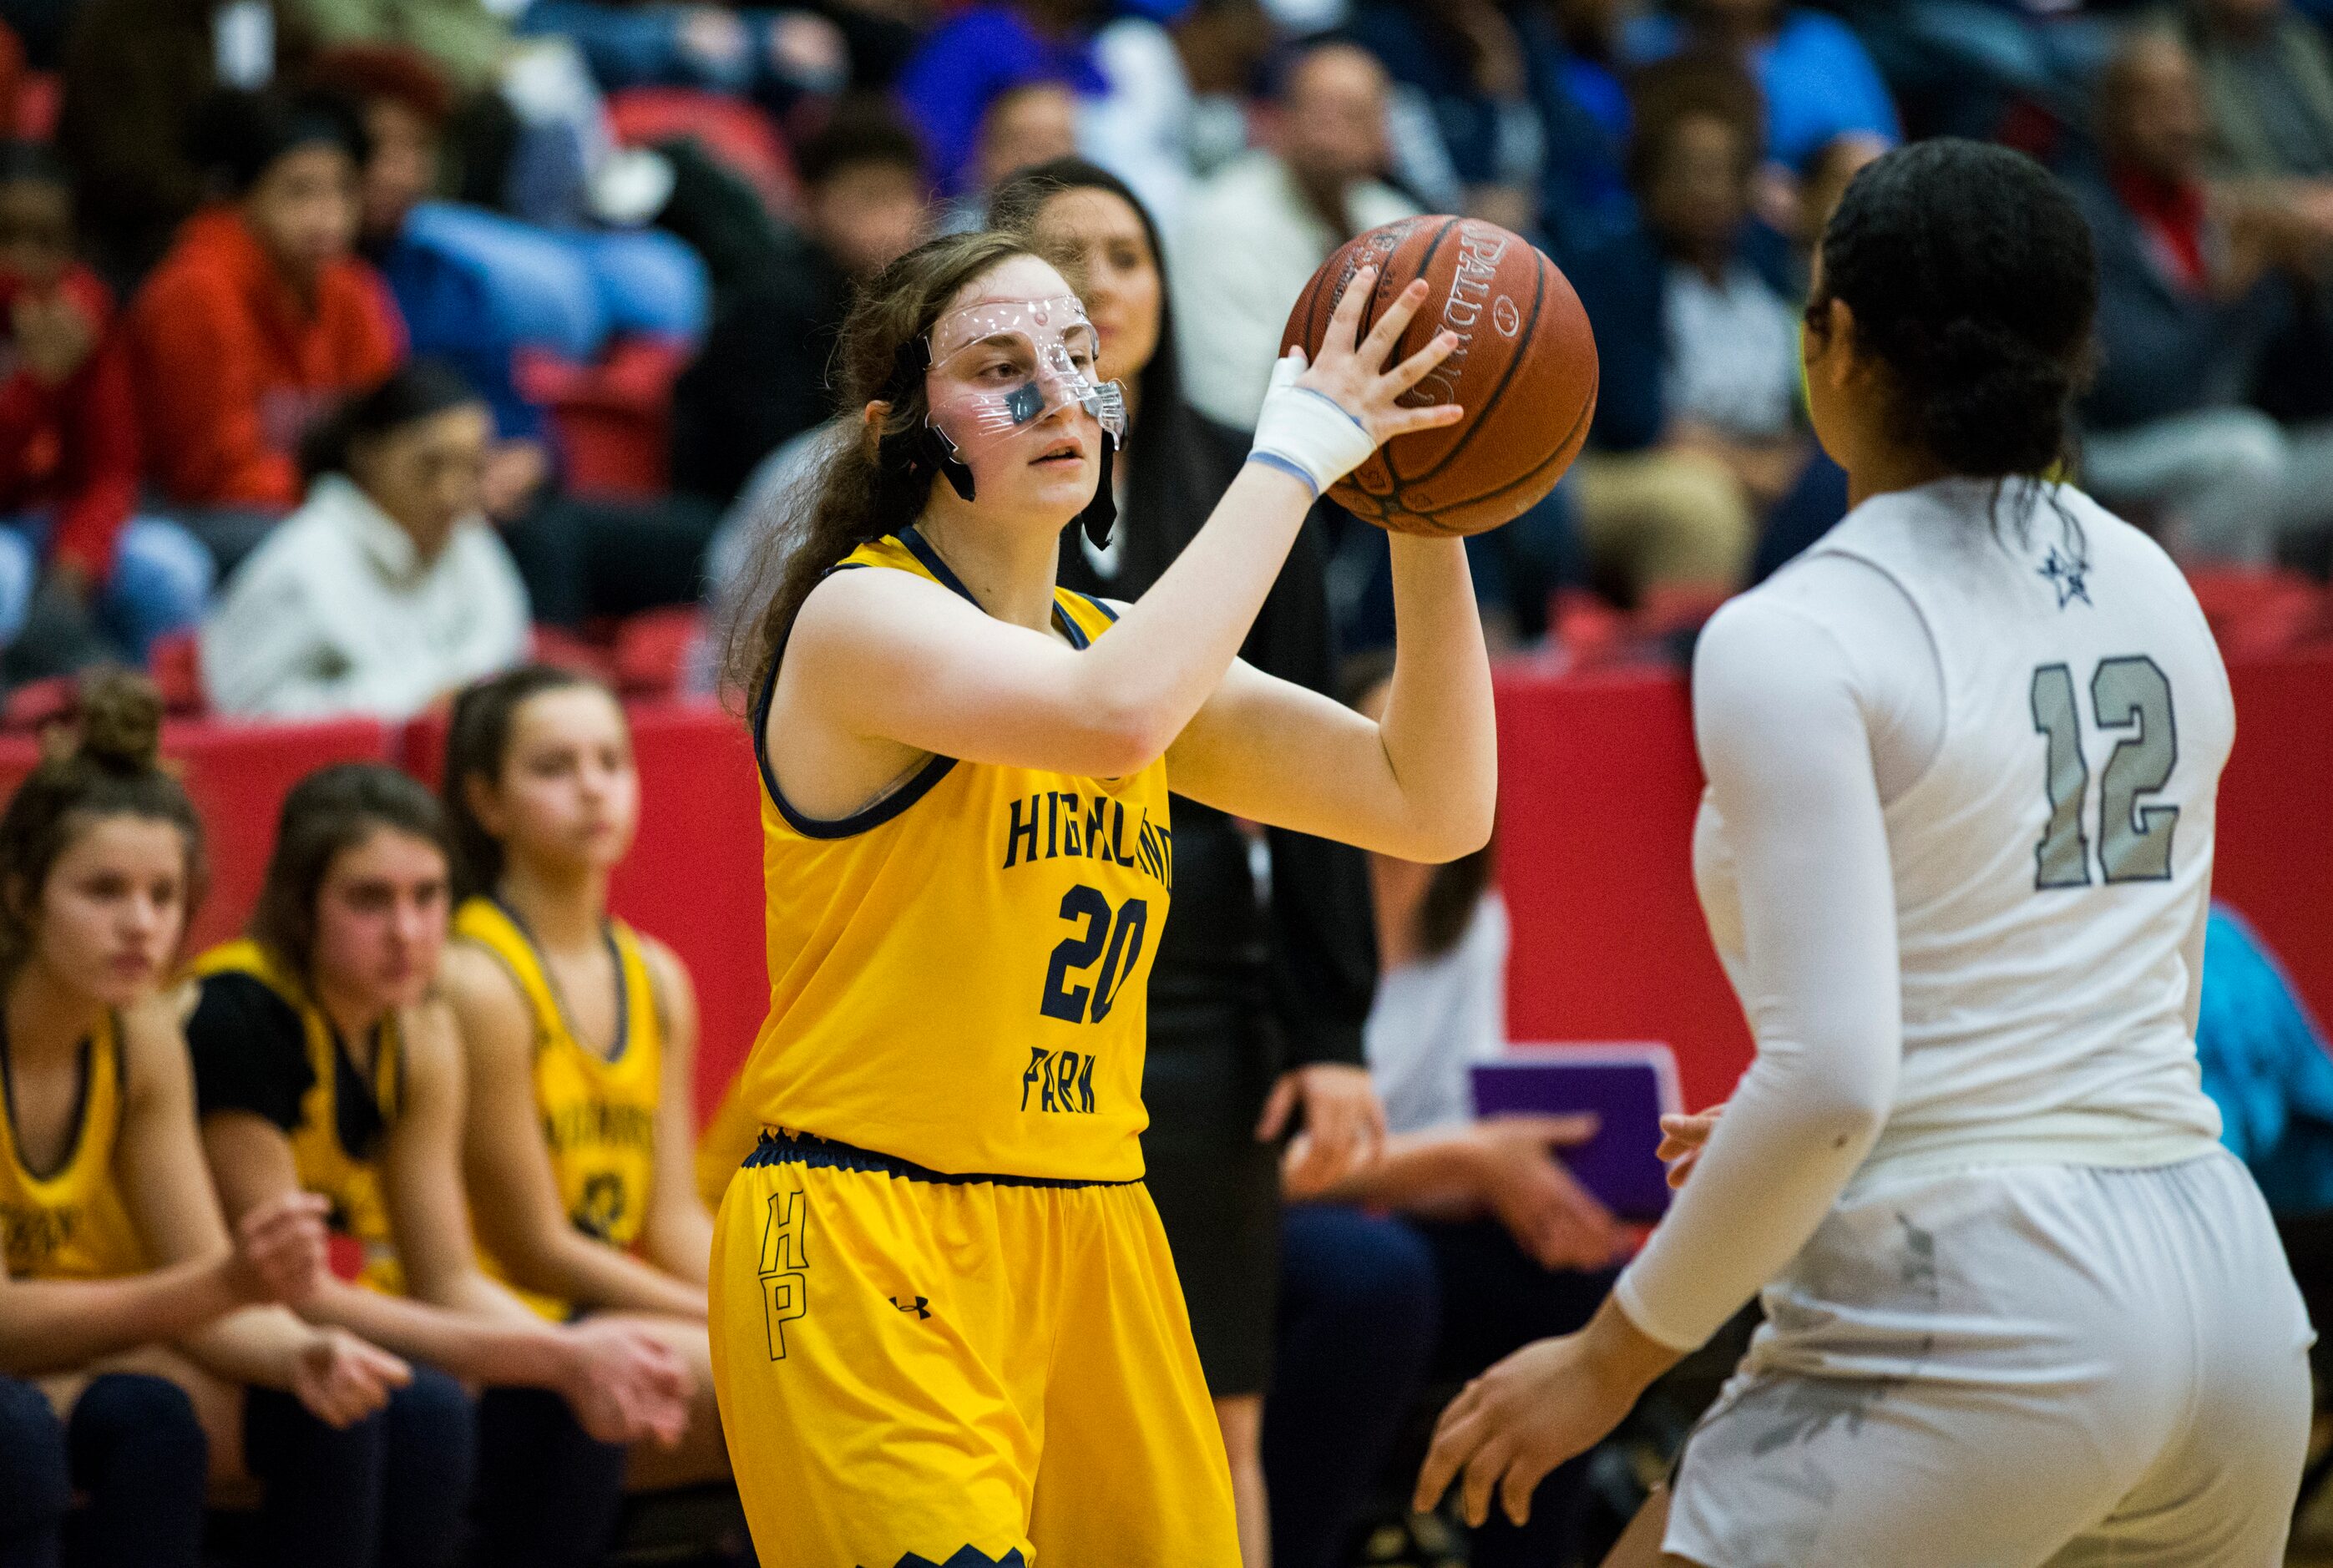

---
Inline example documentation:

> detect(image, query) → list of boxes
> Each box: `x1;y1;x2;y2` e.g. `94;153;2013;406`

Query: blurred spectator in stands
314;47;704;498
2072;29;2333;564
674;102;929;505
126;89;405;574
1622;0;1895;221
58;0;316;283
2179;0;2333;180
2192;903;2333;1378
1566;59;1812;618
517;0;846;109
203;360;526;720
1743;132;1870;584
1080;0;1273;234
0;144;214;680
1522;0;1635;257
1271;654;1628;1568
939;78;1082;230
897;0;1105;195
1350;0;1542;238
1173;41;1415;429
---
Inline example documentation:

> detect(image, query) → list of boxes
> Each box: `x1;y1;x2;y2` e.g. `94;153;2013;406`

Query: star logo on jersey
2039;545;2091;609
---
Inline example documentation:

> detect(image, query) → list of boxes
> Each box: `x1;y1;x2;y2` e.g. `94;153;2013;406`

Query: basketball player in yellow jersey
711;229;1494;1565
438;666;730;1490
0;674;404;1568
190;763;696;1568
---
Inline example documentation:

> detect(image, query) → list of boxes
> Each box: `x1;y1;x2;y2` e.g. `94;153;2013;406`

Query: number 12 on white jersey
2030;657;2179;890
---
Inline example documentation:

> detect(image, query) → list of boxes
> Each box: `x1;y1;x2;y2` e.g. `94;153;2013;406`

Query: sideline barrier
4;651;2323;1128
1495;650;2333;1110
0;717;395;957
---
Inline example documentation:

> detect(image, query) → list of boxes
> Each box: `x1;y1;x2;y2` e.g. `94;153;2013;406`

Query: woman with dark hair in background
0;672;405;1568
991;156;1393;1567
200;360;529;721
1421;139;2310;1565
187;763;693;1568
438;666;732;1503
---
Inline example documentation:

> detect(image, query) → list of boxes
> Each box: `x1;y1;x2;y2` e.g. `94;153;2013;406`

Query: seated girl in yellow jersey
0;671;407;1568
185;763;695;1568
709;230;1493;1566
435;666;729;1494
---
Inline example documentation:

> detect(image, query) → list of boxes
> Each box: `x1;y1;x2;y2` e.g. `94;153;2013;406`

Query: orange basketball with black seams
1281;215;1598;537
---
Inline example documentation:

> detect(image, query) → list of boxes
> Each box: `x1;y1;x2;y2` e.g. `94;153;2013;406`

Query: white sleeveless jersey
1696;479;2230;1184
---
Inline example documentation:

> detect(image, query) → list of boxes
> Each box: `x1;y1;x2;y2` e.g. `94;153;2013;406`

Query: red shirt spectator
125;91;403;516
0;260;140;585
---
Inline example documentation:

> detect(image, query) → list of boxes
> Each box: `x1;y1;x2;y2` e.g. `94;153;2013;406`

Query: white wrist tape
1247;352;1375;497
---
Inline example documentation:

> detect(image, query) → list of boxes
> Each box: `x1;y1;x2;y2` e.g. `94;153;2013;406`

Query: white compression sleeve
1612;589;1906;1352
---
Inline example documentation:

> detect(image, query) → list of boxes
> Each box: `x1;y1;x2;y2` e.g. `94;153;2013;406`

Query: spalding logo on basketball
1280;216;1599;538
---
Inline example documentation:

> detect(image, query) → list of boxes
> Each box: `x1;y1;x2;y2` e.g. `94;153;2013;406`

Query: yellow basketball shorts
709;1131;1239;1568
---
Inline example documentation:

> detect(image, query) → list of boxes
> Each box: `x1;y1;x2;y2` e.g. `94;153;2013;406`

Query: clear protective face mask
922;294;1128;468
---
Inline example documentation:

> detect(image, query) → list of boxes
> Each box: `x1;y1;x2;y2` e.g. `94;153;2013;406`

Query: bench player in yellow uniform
438;665;728;1490
0;673;399;1568
710;230;1496;1565
188;763;692;1568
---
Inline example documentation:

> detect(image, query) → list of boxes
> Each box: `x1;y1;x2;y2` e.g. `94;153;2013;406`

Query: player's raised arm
761;255;1458;786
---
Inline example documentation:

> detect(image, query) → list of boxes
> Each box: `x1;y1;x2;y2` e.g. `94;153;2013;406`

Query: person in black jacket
993;156;1389;1566
670;104;931;507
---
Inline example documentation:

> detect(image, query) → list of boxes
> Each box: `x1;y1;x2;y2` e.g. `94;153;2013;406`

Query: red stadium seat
605;88;800;219
614;606;706;696
2185;569;2331;660
148;630;205;715
516;337;692;500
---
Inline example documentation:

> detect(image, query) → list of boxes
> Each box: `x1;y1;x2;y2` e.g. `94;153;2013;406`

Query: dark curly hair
1809;139;2096;483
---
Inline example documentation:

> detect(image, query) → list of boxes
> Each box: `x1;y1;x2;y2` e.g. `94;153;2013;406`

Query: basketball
1279;216;1598;538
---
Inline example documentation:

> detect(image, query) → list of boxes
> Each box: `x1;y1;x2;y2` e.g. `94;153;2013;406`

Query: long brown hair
0;670;205;975
716;229;1058;706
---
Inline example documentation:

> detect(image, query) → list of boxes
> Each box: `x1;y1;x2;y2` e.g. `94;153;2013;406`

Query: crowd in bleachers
0;0;2329;1561
0;0;2311;701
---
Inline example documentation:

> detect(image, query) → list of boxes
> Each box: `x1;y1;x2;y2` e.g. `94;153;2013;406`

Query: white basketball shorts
1666;1148;2312;1568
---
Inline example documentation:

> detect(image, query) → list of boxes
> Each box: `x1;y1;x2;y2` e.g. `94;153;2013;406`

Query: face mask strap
1079;430;1117;549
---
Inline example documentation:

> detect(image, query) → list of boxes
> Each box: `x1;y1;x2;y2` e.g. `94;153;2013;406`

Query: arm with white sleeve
1609;593;1905;1353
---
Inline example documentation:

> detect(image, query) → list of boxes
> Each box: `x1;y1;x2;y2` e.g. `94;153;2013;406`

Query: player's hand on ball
1292;267;1466;449
1415;1301;1677;1528
1657;1103;1726;1190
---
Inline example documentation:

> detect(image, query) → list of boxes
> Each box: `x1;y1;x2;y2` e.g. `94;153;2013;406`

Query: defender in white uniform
1414;139;2310;1565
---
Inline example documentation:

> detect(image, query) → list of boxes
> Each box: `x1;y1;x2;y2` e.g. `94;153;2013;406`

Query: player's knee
0;1378;69;1540
68;1372;208;1489
390;1365;478;1496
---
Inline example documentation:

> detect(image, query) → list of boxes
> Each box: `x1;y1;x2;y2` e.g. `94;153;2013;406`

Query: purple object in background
1470;1044;1683;1221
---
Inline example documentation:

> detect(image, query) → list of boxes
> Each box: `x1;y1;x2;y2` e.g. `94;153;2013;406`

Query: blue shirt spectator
1624;0;1898;170
896;3;1106;195
2197;904;2333;1216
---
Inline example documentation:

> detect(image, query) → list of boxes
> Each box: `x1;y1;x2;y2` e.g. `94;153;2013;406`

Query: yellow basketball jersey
453;897;661;1320
733;527;1172;1183
0;1013;143;1281
190;941;406;1294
